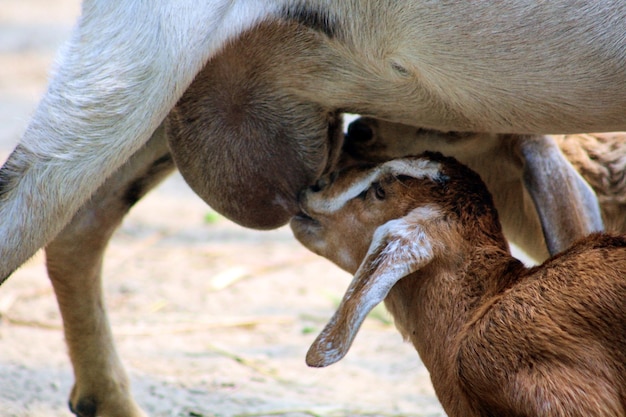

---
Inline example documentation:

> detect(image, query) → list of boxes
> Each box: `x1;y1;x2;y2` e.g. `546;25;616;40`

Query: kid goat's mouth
293;210;316;224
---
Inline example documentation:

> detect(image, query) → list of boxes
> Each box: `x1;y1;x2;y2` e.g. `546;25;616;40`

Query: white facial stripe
307;168;382;214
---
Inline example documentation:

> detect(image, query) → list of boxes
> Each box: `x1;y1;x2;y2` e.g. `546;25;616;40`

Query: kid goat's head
290;152;505;367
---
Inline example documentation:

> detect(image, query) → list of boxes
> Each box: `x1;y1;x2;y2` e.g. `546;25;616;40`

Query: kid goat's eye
356;182;386;200
373;182;385;200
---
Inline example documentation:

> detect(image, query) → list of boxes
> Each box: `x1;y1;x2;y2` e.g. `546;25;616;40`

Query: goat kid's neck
383;242;524;409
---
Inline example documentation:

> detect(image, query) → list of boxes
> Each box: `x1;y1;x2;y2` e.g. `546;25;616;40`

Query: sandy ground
0;2;447;416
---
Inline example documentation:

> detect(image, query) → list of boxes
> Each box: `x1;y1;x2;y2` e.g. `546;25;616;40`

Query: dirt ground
0;2;447;416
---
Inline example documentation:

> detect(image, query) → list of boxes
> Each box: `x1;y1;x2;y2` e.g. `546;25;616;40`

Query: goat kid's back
455;234;626;416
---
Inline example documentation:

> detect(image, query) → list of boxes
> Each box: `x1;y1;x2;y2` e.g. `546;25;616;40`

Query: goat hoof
69;396;97;417
67;382;148;417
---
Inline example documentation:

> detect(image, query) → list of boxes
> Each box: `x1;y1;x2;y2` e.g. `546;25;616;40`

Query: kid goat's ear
306;207;439;367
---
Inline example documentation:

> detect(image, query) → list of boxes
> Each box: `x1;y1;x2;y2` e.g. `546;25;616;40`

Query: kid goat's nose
310;171;338;193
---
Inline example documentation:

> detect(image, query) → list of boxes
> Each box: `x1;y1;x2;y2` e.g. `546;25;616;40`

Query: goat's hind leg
45;125;175;417
518;134;604;255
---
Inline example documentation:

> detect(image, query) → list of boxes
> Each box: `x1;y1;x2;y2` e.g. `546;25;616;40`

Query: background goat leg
44;125;174;417
519;134;604;255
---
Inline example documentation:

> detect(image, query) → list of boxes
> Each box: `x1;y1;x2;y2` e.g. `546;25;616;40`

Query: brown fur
292;153;626;416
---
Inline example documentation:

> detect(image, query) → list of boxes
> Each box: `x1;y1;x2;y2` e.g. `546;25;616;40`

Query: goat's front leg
45;125;174;417
519;134;604;255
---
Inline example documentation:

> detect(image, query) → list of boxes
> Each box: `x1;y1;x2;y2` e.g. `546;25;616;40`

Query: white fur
369;206;441;272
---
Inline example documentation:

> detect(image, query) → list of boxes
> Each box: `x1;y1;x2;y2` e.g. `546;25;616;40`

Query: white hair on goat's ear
382;158;443;181
306;205;442;367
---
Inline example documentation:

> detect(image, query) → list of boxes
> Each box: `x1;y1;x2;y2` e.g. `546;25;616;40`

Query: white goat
1;3;625;416
291;153;626;417
343;118;626;261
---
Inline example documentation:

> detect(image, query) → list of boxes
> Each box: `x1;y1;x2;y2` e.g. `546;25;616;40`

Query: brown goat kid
291;153;626;417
